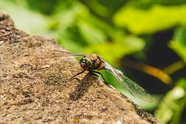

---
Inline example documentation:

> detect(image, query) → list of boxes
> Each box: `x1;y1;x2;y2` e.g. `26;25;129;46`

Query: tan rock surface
0;10;160;124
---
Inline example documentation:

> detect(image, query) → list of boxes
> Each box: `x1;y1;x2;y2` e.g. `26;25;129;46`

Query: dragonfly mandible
67;53;153;102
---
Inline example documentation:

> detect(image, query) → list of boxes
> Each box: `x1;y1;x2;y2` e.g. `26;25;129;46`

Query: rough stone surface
0;10;160;124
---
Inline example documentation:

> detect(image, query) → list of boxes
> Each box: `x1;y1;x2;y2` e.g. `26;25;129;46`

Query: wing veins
104;62;153;102
104;62;135;96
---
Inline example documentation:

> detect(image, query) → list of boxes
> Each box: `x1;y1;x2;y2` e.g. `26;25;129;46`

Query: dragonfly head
80;58;92;70
79;54;105;71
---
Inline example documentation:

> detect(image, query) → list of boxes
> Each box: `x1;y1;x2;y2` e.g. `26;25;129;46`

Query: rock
0;10;160;124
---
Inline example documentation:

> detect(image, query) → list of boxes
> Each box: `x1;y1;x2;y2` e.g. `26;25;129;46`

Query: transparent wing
104;61;153;102
57;51;88;57
48;50;88;58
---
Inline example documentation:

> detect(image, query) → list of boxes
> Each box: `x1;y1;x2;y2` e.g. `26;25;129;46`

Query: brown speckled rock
0;10;160;124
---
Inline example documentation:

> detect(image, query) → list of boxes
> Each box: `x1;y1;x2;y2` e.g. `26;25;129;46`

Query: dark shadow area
69;72;98;101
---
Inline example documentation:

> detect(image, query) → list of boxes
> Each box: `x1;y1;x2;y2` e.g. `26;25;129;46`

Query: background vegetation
1;0;186;123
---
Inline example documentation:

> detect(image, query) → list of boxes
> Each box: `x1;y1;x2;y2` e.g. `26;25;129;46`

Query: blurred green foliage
169;26;186;62
114;5;186;34
1;0;186;123
154;78;186;124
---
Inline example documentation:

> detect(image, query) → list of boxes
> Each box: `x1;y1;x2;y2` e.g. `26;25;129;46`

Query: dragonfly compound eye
80;58;92;69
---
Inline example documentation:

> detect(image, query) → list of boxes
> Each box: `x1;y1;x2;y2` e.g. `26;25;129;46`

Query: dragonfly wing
50;50;87;57
61;51;87;57
104;62;153;102
67;53;87;57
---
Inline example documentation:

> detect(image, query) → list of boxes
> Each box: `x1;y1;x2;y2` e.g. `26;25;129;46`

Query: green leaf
114;4;186;34
77;19;106;45
154;78;186;124
169;40;186;62
0;0;49;33
83;36;145;65
174;26;186;46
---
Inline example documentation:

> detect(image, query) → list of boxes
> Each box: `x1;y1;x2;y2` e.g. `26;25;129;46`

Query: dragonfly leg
70;69;86;81
91;71;110;86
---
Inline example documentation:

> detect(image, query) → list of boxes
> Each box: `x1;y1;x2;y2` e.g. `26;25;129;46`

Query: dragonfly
65;52;153;102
